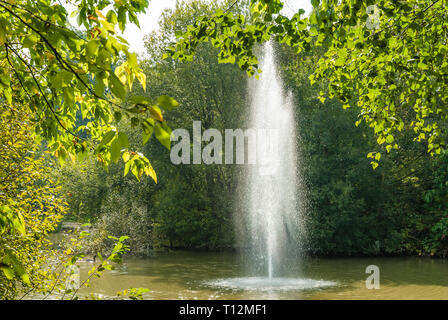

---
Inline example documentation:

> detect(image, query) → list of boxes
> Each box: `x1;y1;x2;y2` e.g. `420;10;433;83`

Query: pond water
74;251;448;300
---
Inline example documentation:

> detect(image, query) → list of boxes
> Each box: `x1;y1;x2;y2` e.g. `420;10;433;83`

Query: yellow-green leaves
0;20;7;46
129;95;151;105
99;130;116;146
0;204;25;236
123;152;157;183
367;152;381;169
0;250;31;285
386;135;394;144
110;138;121;163
1;105;67;297
122;150;130;162
148;105;163;122
169;0;448;162
116;287;150;300
117;132;129;149
110;73;127;100
157;95;180;110
142;119;154;145
86;40;100;58
103;131;129;163
0;266;14;280
127;95;179;150
136;71;146;92
0;0;166;183
154;122;172;150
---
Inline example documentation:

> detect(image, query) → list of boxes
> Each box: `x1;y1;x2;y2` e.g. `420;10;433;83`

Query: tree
0;105;148;298
278;41;448;257
0;104;66;298
0;0;179;182
167;0;448;167
55;1;249;251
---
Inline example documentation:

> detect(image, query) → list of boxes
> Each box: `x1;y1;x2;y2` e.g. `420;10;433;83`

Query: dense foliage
2;0;448;299
0;0;179;183
53;1;448;258
54;1;247;251
0;0;159;299
278;45;448;256
0;105;147;299
0;105;65;298
169;0;448;168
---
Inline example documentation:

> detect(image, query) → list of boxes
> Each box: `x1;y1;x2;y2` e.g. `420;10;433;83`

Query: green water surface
75;251;448;300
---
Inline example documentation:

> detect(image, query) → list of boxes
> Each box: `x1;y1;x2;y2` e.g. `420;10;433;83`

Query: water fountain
209;42;335;293
246;41;300;280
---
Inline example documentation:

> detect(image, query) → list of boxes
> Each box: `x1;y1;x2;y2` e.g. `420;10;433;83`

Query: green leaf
131;162;140;181
94;72;106;96
106;10;118;24
110;74;126;100
117;132;129;148
386;135;394;143
124;160;132;176
142;120;154;145
154;122;172;150
86;40;100;58
63;87;75;107
4;88;12;105
131;117;140;127
100;130;116;147
157;95;179;110
129;96;151;105
119;236;129;242
110;138;121;163
1;267;14;280
114;111;122;123
21;273;31;285
0;22;7;46
309;12;318;24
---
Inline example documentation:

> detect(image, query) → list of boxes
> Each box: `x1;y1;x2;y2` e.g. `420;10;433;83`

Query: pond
73;251;448;300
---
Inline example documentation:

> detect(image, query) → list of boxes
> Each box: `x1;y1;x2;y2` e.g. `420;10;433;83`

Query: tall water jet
245;41;302;279
209;42;336;292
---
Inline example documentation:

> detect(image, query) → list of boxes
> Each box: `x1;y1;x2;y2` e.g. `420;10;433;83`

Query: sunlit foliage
168;0;448;168
0;0;179;182
0;105;65;299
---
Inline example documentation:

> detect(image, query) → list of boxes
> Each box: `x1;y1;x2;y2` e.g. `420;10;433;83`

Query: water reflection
74;252;448;300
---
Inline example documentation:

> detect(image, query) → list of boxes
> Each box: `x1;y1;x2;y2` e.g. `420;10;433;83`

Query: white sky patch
121;0;176;55
282;0;312;18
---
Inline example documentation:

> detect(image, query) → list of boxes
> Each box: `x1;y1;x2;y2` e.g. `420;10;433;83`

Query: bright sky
121;0;313;54
121;0;177;55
